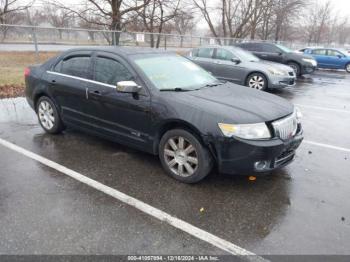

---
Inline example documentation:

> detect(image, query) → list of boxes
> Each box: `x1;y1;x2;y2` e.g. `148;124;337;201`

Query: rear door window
58;56;91;78
197;48;214;59
312;49;327;55
94;57;133;85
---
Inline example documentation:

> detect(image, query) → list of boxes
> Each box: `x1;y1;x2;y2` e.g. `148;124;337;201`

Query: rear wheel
159;129;213;183
287;62;301;76
346;63;350;73
246;73;267;91
36;96;64;134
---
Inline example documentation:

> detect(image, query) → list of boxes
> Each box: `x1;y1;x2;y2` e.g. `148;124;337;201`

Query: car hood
252;60;294;72
287;52;315;60
173;83;294;124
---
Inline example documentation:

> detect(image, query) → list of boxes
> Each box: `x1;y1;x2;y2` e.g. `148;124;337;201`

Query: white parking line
0;138;267;262
304;140;350;153
295;104;350;114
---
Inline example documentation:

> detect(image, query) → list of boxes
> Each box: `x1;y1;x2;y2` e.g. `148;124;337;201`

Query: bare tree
172;9;196;47
43;4;73;40
192;0;220;39
55;0;151;45
273;0;304;41
0;0;34;41
137;0;180;48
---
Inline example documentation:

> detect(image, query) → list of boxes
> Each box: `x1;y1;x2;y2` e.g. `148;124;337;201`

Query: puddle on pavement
0;97;37;125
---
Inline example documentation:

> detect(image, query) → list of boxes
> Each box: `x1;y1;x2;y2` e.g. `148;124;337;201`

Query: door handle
89;90;102;96
51;79;56;84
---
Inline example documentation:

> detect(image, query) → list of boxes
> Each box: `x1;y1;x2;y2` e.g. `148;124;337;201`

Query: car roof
196;45;241;50
61;46;173;56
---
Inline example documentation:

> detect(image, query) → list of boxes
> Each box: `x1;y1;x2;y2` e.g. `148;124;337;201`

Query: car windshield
133;55;220;91
232;47;259;62
276;44;292;53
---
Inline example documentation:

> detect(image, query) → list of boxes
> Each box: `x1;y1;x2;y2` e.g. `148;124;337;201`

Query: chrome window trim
47;71;116;89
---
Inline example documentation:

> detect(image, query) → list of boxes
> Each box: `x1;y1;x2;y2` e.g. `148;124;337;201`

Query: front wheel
346;63;350;73
287;62;301;76
36;96;64;134
246;73;267;91
159;129;213;183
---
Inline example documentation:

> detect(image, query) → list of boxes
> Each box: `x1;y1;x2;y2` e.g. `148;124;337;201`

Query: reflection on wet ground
0;70;350;255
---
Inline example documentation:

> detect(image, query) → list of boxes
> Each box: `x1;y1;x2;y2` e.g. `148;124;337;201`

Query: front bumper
301;64;317;74
212;128;303;175
269;75;296;88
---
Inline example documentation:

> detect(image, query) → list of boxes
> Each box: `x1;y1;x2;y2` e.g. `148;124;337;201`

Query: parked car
25;47;303;183
236;42;317;76
186;46;296;91
303;48;350;73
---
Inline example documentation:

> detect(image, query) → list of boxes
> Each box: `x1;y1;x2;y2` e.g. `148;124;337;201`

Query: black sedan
25;47;303;183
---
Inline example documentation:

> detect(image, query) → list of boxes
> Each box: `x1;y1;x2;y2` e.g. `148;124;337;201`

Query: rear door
46;51;92;125
212;48;244;84
258;43;283;63
311;49;327;68
190;47;216;74
85;52;152;150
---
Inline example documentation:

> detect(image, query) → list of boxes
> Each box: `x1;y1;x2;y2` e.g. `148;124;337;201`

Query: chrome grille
272;112;298;140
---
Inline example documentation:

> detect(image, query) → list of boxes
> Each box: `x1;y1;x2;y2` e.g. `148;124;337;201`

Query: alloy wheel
289;64;299;75
248;75;265;90
38;100;55;130
346;64;350;73
164;136;198;177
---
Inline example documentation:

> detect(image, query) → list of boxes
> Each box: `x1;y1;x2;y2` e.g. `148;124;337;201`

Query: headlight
218;122;271;140
295;107;302;123
302;58;317;66
268;67;286;76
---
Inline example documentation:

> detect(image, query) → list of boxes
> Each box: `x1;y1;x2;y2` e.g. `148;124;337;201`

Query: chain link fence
1;24;347;62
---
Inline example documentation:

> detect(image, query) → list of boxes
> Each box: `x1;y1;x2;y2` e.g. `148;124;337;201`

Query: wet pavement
0;69;350;256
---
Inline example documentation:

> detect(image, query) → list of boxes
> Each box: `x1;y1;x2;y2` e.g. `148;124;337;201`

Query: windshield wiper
201;82;225;88
160;87;195;92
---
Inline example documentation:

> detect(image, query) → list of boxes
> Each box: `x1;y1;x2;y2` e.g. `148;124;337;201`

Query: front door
258;44;284;63
85;52;152;150
326;50;346;69
213;48;244;84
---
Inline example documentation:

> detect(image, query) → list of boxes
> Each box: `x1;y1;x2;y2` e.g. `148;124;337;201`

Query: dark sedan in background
25;47;303;183
186;46;296;91
236;42;317;76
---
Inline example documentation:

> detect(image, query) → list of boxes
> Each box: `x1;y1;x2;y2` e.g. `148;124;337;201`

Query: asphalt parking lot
0;69;349;258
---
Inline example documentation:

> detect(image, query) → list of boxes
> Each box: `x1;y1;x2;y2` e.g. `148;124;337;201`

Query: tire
346;63;350;73
159;129;213;183
36;96;64;134
287;62;301;76
246;73;268;91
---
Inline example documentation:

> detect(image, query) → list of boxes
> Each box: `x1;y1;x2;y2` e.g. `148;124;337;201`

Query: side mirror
231;58;241;64
116;81;141;93
337;55;343;59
